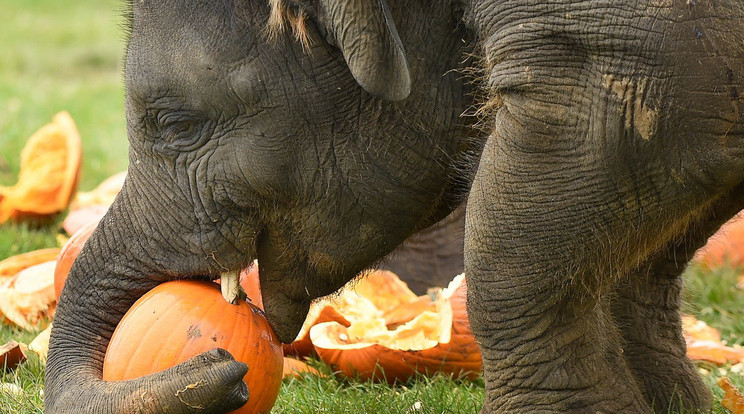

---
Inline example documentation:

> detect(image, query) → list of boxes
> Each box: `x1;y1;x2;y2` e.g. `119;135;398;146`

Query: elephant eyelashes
144;108;210;152
160;119;197;143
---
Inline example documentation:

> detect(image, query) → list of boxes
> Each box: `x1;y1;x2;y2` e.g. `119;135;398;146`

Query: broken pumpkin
0;112;82;223
310;274;482;383
0;341;27;372
0;260;56;330
0;248;61;285
682;315;744;365
63;171;126;235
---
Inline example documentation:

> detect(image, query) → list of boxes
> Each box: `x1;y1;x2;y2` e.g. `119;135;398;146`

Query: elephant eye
160;119;197;143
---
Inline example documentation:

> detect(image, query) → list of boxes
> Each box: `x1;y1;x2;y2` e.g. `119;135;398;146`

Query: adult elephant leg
380;205;465;294
465;116;652;413
611;187;744;413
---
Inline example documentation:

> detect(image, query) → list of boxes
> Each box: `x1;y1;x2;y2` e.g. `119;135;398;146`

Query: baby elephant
46;0;744;413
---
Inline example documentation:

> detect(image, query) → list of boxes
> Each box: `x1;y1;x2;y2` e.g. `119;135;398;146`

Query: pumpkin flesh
310;274;482;383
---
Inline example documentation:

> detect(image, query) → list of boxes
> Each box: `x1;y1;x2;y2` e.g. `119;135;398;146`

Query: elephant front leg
465;120;654;413
610;190;744;413
610;270;709;413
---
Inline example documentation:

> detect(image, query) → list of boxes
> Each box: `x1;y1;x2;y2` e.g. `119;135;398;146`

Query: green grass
1;1;743;413
0;0;128;191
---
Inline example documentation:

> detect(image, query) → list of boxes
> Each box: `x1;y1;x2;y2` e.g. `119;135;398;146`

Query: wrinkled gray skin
46;0;744;412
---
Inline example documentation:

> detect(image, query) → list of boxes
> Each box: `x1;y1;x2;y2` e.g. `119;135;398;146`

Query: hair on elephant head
268;0;411;101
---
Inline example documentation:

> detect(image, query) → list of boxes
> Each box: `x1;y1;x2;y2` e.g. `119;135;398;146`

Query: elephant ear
315;0;411;101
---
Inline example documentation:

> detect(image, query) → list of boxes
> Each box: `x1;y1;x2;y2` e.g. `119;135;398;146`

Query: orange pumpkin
310;274;482;383
102;280;284;414
695;211;744;268
283;356;322;378
54;219;98;299
0;112;82;223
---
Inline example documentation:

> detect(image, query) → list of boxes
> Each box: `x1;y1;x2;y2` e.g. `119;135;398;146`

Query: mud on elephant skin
46;0;744;413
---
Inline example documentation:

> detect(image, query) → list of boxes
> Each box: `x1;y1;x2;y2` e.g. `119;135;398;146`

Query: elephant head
45;0;475;412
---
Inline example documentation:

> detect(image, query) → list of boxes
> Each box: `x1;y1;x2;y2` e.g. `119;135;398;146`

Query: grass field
1;1;742;413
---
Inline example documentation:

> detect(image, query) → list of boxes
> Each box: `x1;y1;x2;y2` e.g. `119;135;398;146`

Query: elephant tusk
220;270;246;305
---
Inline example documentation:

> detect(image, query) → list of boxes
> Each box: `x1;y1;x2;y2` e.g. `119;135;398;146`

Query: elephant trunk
45;183;249;413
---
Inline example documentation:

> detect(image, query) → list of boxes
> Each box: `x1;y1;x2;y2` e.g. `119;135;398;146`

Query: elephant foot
611;275;712;413
622;344;711;413
474;303;653;414
480;365;653;414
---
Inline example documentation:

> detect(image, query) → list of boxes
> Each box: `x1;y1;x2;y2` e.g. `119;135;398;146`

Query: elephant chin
260;289;311;344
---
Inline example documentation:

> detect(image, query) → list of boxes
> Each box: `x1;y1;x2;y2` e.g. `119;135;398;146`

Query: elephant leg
380;204;465;294
611;266;707;413
466;133;652;413
611;190;744;413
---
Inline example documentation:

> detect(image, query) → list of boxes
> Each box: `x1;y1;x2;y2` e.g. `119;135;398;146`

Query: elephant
45;0;744;413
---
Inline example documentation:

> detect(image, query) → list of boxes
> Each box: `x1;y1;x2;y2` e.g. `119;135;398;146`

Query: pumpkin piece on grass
102;280;284;414
68;171;126;211
311;274;481;383
27;323;52;363
681;315;722;342
718;376;744;414
0;341;27;372
283;357;323;378
54;219;97;299
0;260;56;330
681;315;744;364
0;111;82;224
0;248;61;286
685;340;744;365
61;204;108;236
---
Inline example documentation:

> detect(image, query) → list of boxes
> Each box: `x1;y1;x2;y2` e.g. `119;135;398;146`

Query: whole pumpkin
102;280;284;414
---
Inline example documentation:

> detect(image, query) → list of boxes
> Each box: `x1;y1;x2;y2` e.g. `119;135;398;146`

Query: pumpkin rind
54;219;97;299
311;274;482;383
0;248;61;284
103;280;283;414
0;260;57;329
0;112;82;223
